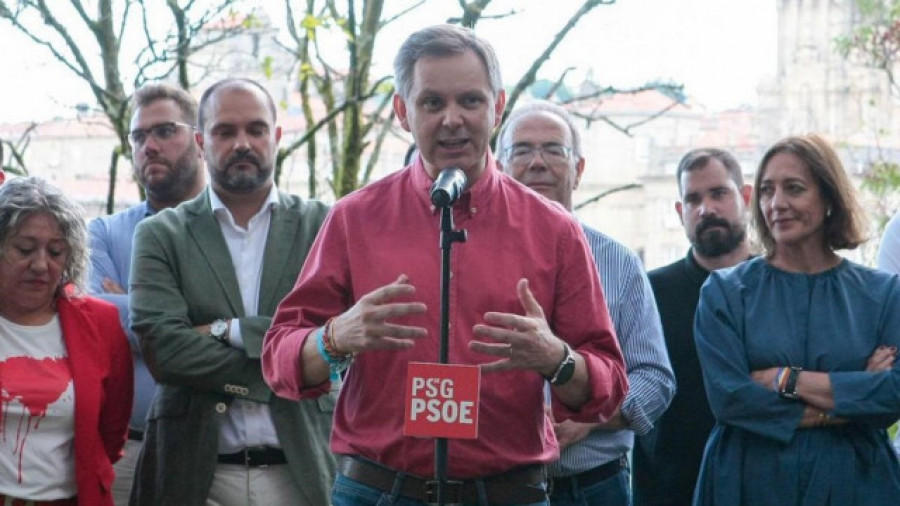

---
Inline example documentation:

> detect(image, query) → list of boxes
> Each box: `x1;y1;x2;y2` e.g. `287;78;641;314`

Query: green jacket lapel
258;193;300;315
184;192;244;316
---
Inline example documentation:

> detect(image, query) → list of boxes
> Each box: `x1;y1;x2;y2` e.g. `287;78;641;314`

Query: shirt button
215;402;228;414
449;270;454;278
470;207;477;214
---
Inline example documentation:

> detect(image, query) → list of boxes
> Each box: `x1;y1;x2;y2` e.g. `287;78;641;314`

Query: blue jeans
548;467;632;506
332;473;550;506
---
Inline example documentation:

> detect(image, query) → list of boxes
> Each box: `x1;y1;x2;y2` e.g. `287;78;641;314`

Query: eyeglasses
129;121;195;146
502;143;573;164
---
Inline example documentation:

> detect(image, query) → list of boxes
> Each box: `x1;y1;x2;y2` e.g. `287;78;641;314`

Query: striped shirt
550;224;676;476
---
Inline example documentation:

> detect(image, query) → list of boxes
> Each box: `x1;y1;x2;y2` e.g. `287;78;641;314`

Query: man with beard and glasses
128;78;335;506
87;82;205;505
632;148;752;506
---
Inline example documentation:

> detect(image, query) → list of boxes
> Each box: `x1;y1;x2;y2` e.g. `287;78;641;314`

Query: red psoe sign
403;362;480;440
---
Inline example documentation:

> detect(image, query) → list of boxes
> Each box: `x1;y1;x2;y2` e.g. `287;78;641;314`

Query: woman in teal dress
692;134;900;505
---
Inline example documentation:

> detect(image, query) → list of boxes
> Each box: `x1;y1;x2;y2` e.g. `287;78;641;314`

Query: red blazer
58;295;133;506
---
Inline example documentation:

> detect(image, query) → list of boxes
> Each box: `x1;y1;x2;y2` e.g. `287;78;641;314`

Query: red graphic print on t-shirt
0;356;70;482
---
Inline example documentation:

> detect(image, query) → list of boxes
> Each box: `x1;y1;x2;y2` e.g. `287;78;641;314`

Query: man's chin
694;236;742;257
142;174;174;192
527;185;555;199
218;173;270;193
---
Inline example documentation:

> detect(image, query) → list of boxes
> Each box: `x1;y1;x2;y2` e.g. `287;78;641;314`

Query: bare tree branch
362;108;396;186
574;183;641;211
503;0;609;123
542;67;576;99
457;0;492;28
381;0;427;27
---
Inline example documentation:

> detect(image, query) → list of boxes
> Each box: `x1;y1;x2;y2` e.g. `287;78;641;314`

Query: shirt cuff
228;318;245;349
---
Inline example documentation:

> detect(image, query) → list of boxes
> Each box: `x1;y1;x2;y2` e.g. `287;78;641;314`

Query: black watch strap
548;342;576;386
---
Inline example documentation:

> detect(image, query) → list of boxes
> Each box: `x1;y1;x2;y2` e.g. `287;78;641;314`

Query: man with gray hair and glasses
497;100;675;505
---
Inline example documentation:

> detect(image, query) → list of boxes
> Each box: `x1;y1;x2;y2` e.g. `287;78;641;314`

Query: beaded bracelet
316;319;354;377
323;317;351;359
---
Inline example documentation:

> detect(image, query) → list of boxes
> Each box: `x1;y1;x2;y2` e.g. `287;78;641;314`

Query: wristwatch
209;319;229;345
779;366;802;400
547;342;576;386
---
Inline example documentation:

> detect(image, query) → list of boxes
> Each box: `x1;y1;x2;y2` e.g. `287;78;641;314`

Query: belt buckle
425;479;464;505
246;447;269;469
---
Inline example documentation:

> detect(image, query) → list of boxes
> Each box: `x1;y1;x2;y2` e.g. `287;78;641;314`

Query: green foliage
859;160;900;251
861;161;900;231
301;13;323;39
836;0;900;69
298;62;316;80
262;55;274;79
374;80;394;95
301;14;323;30
837;1;900;242
241;12;263;29
863;161;900;195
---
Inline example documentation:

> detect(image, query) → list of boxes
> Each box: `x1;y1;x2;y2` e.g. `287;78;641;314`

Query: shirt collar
686;248;710;279
208;184;279;218
142;200;158;218
410;151;500;216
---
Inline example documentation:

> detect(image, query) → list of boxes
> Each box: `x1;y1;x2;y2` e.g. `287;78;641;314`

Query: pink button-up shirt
263;156;626;478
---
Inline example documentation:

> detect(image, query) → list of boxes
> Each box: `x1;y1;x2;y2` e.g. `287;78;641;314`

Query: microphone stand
433;203;467;506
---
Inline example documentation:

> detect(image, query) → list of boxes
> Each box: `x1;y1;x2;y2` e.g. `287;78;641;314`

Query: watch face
557;357;576;382
211;320;227;337
551;344;577;386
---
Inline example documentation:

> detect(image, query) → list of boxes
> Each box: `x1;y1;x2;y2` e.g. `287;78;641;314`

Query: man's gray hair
394;24;502;100
496;100;584;161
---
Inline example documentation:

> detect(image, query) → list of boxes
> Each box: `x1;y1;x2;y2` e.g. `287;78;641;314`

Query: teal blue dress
693;257;900;505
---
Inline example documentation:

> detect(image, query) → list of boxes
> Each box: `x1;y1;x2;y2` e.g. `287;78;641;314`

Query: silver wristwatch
209;319;229;345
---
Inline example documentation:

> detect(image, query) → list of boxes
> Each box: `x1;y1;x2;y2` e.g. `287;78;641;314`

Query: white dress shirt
209;186;281;453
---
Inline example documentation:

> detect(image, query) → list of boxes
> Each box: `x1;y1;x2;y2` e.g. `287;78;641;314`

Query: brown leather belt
338;455;547;504
550;455;627;494
217;446;287;467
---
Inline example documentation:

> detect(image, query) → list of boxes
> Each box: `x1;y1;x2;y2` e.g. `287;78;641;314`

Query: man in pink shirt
263;24;627;506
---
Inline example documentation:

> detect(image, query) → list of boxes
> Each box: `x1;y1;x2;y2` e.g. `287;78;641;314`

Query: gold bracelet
323;317;351;359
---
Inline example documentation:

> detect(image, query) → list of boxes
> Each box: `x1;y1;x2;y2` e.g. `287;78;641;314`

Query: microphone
430;167;467;207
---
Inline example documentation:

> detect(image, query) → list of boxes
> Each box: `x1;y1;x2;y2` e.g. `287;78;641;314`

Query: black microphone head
430;167;467;207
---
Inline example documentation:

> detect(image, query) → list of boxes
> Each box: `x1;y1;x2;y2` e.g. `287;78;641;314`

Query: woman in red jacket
0;177;133;506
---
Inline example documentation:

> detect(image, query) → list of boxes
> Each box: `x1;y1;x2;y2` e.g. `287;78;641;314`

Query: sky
0;0;778;124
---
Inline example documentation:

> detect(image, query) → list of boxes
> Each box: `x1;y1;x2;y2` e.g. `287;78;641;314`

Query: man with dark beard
128;78;335;506
87;82;205;505
632;148;752;506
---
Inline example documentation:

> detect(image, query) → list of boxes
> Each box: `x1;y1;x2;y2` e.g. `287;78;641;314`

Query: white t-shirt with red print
0;314;77;500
